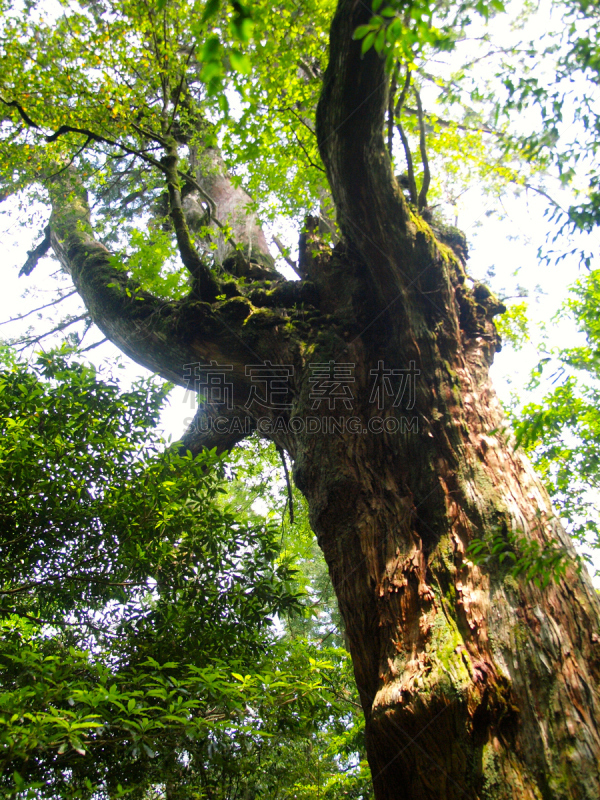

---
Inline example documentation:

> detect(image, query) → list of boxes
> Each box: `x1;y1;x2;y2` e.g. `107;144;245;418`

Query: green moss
428;603;471;689
443;360;459;381
242;307;287;329
221;280;242;298
481;743;503;797
218;296;253;321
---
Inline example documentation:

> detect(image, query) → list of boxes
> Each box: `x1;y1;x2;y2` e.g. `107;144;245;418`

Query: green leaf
353;24;375;41
361;30;377;54
230;49;251;75
201;0;220;23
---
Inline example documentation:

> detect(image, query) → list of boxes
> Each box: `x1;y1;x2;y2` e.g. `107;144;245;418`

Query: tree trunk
308;2;600;796
290;300;600;799
44;0;600;796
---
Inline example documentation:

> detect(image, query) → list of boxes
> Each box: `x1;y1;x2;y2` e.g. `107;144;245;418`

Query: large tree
1;0;600;797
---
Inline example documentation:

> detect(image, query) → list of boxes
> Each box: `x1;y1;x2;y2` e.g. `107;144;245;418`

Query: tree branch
397;122;418;206
19;224;52;277
387;68;397;158
402;105;504;138
316;0;460;325
394;68;418;205
277;445;294;524
272;236;299;275
180;404;256;456
394;65;412;117
47;168;221;383
45;167;303;461
161;140;220;300
12;313;88;350
414;88;430;212
0;289;77;326
0;96;40;128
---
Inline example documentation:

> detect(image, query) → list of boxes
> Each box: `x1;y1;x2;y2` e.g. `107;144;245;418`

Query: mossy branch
161;141;220;302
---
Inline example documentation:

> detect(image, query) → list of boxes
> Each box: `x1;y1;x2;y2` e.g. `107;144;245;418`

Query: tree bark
184;142;277;276
44;1;600;797
310;2;600;797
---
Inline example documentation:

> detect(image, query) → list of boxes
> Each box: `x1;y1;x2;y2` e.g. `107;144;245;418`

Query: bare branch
387;68;397;157
79;337;109;353
290;128;327;173
273;236;300;275
0;289;77;326
0;96;40;128
162;140;220;300
397;122;418;205
414;88;430;212
13;313;88;350
19;225;52;277
523;182;565;213
394;66;412;118
395;68;418;205
402;105;504;138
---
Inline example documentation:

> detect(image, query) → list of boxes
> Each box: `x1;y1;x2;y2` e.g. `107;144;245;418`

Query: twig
277;445;294;524
290;128;326;173
45;136;94;183
79;337;109;353
13;313;88;350
402;106;503;138
523;182;565;214
0;289;77;326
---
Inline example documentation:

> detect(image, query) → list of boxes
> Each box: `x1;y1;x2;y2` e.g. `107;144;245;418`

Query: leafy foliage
495;300;530;350
504;269;600;569
0;349;370;798
467;525;578;587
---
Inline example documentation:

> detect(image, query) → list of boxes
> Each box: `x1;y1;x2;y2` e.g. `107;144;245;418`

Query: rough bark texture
45;1;600;797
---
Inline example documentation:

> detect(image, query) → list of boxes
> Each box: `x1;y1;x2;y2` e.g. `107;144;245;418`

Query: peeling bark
310;2;600;797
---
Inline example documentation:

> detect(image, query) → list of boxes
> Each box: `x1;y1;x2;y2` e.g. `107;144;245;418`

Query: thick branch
180;404;256;456
316;2;436;310
47;169;308;457
47;169;243;386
